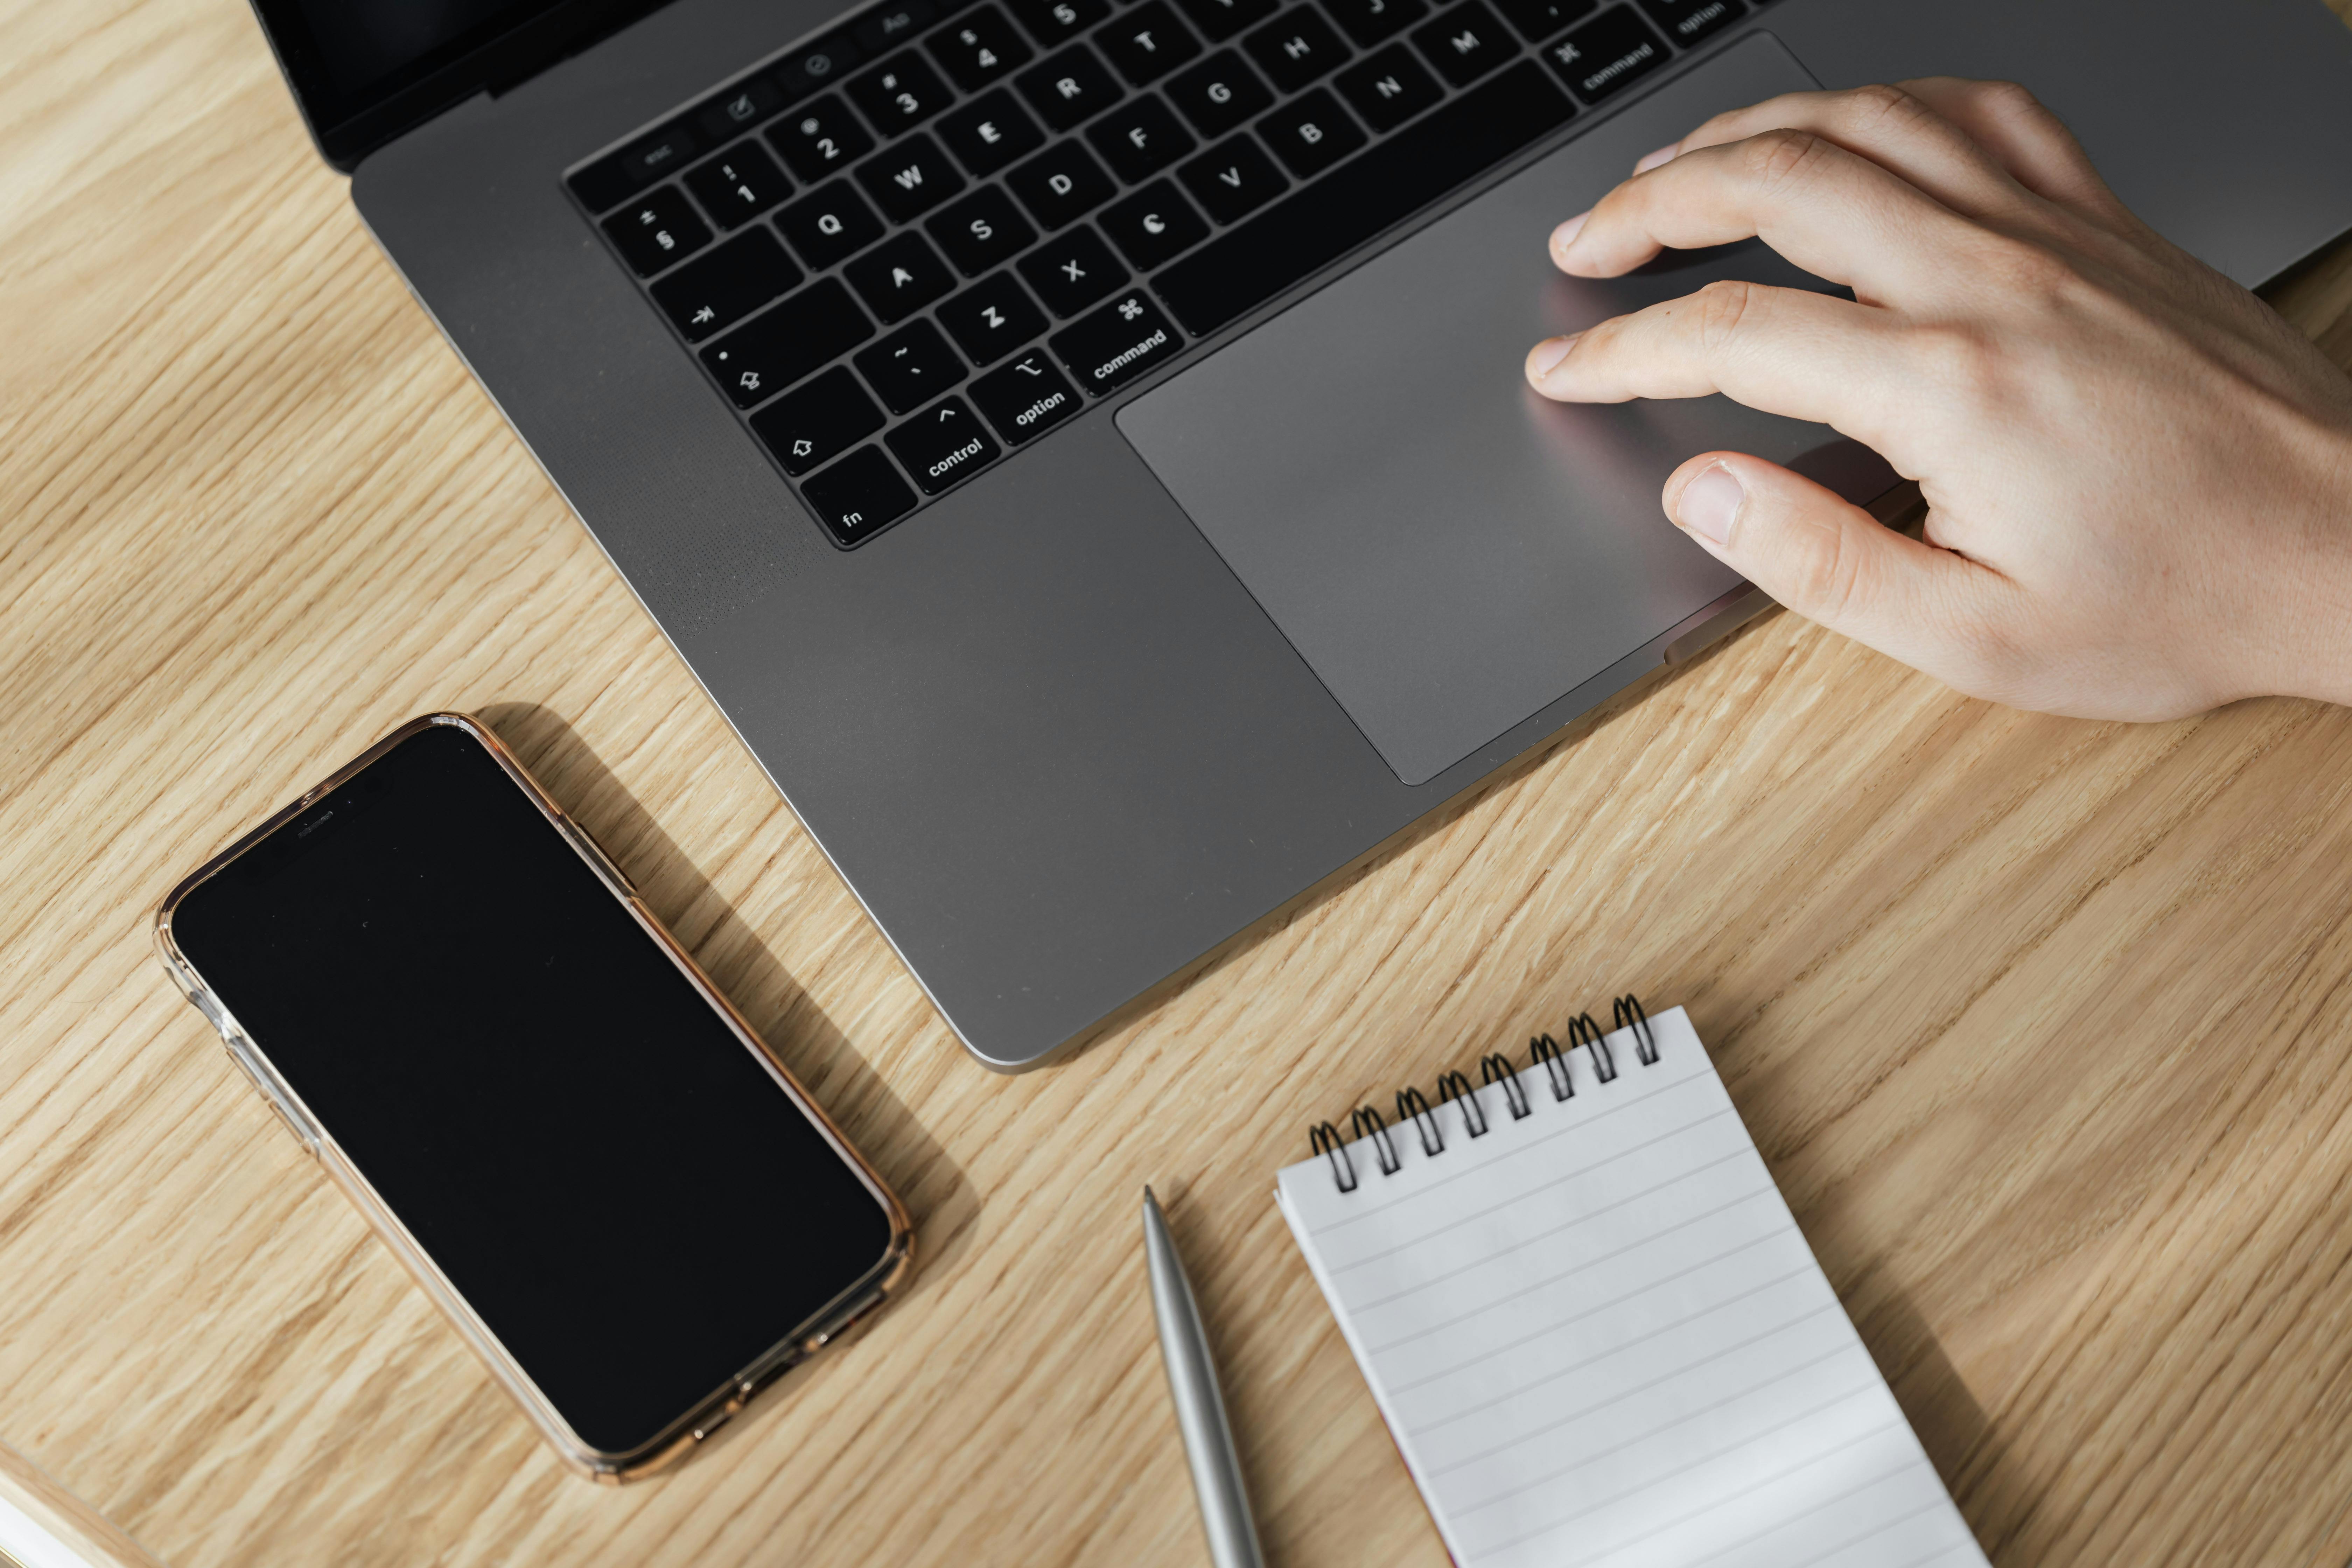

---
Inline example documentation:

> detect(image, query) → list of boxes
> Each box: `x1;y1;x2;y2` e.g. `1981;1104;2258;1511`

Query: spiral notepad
1276;1001;1989;1568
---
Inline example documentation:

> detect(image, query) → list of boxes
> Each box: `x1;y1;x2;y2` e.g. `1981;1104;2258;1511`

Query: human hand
1524;80;2352;719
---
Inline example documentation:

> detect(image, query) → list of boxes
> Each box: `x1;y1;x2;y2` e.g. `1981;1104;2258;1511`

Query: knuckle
1687;279;1760;351
1789;510;1869;626
1742;127;1831;191
1967;78;2050;127
1839;82;1931;136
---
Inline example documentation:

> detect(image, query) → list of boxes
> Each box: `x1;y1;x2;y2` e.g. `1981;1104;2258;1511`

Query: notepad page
1276;1008;1987;1568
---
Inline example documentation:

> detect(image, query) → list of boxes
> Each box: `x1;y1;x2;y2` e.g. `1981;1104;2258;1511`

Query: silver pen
1144;1186;1267;1568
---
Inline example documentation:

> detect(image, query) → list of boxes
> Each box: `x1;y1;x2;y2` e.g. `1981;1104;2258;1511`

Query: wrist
2236;420;2352;708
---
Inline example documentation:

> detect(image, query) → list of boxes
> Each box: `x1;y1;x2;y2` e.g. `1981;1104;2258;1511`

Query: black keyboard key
750;366;885;472
1050;288;1182;393
855;318;970;412
847;51;956;135
887;397;1002;492
698;79;787;141
1335;43;1441;130
927;185;1039;273
684;141;793;228
844;231;959;320
1174;0;1278;42
1099;179;1210;267
969;349;1084;441
937;271;1051;362
929;6;1036;89
770;96;875;182
1017;44;1127;130
802;446;917;546
856;132;967;220
1321;0;1428;47
1492;0;1594;38
1544;7;1668;100
1154;59;1569;332
938;90;1049;175
1164;51;1274;136
775;180;887;267
1087;96;1198;181
603;187;712;274
650;227;804;339
1006;0;1110;47
855;0;936;54
1639;0;1742;43
1411;0;1511;84
774;37;863;101
1176;132;1289;222
1256;89;1366;177
573;124;700;211
1006;141;1118;227
1017;225;1128;314
1097;0;1204;83
1243;7;1351;91
701;276;875;405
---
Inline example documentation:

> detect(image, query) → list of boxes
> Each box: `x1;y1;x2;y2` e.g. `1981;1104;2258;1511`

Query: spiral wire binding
1480;1053;1531;1120
1351;1105;1401;1176
1397;1086;1444;1156
1437;1070;1490;1137
1308;995;1664;1192
1311;1121;1358;1193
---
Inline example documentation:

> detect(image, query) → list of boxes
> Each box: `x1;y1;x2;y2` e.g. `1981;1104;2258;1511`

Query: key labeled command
1050;291;1183;394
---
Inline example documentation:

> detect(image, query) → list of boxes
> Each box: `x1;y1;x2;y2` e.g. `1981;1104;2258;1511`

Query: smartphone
153;714;911;1481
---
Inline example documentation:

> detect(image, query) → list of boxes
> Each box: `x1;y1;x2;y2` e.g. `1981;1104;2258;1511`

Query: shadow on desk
477;701;982;1298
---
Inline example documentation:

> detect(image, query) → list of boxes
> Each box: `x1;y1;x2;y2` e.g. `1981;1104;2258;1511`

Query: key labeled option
650;227;804;339
1050;289;1183;394
750;365;884;473
1099;180;1209;269
1637;0;1742;43
970;350;1084;442
802;445;918;546
1543;7;1667;101
886;397;1003;493
603;187;712;274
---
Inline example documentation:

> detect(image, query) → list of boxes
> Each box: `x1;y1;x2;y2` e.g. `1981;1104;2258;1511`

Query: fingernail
1550;210;1590;257
1527;333;1580;380
1633;141;1680;174
1676;465;1744;545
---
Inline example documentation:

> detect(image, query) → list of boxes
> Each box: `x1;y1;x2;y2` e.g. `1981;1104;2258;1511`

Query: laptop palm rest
1118;34;1883;787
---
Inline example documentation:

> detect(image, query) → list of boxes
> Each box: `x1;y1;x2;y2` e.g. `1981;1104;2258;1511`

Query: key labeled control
885;397;1003;493
1050;290;1182;394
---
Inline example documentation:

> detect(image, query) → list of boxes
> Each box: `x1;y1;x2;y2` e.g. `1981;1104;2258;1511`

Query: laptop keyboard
568;0;1762;547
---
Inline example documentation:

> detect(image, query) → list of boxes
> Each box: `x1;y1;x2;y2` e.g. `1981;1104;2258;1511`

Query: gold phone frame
151;712;914;1483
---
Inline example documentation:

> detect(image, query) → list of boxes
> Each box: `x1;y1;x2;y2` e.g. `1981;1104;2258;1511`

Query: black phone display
160;718;905;1471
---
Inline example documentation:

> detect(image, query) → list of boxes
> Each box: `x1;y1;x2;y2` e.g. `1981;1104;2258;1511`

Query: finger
1894;78;2132;224
1661;453;2011;682
1526;280;1908;451
1551;129;1979;298
1636;83;2023;224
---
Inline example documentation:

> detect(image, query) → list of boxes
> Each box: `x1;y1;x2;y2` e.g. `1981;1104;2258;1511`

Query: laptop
257;0;2352;1068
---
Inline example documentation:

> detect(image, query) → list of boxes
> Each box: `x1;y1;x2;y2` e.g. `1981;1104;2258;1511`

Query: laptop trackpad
1118;34;1870;787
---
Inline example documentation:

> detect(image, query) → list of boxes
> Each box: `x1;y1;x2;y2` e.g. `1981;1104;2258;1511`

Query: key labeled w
894;165;924;189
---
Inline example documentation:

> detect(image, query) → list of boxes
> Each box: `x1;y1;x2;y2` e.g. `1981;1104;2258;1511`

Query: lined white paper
1276;1008;1988;1568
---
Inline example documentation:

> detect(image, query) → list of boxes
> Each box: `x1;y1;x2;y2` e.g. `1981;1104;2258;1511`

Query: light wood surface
7;2;2352;1564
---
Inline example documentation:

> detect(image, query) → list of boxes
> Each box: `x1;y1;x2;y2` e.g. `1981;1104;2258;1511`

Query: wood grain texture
5;2;2352;1564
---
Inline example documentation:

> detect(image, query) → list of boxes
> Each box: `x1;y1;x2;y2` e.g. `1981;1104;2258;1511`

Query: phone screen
169;722;895;1458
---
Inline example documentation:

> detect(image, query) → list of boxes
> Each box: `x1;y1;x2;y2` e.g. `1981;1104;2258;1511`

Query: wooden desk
6;2;2352;1562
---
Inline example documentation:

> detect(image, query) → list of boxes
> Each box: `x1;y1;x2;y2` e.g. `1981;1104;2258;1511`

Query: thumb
1664;453;1990;672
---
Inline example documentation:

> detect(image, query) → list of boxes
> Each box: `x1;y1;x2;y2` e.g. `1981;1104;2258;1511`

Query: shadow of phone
475;702;982;1304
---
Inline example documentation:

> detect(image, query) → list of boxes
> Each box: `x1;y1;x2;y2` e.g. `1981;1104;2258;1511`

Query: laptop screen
254;0;664;169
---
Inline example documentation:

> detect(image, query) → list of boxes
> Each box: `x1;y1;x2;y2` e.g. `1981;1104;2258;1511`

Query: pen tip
1144;1184;1158;1205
